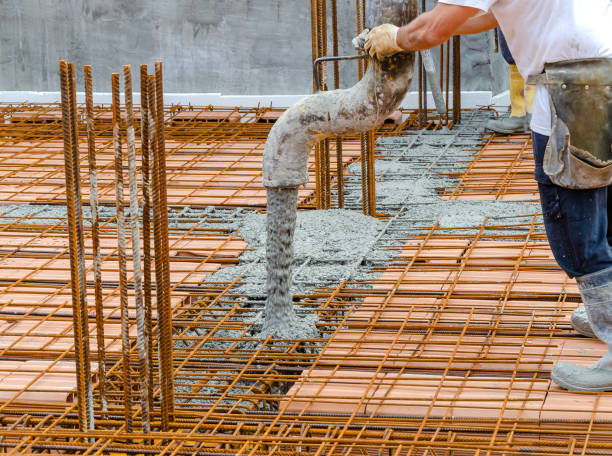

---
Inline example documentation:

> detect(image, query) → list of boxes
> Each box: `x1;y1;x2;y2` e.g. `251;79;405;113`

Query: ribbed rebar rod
140;64;155;411
445;41;451;123
331;0;340;90
153;62;175;430
355;0;364;78
420;0;428;125
335;138;344;208
361;0;366;29
123;64;151;433
315;0;332;210
68;62;95;431
366;129;376;216
452;36;462;124
360;132;369;215
330;0;344;209
310;0;319;93
83;64;107;412
322;138;331;209
111;72;133;433
59;60;94;432
317;0;328;91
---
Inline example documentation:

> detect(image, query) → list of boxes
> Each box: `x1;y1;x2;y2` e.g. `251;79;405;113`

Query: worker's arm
365;4;498;57
454;11;498;35
397;4;484;50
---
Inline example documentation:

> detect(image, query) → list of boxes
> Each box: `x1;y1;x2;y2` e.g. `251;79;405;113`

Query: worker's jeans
498;29;515;65
533;132;612;278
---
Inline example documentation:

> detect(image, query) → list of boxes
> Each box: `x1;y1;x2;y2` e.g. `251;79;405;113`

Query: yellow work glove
365;24;403;59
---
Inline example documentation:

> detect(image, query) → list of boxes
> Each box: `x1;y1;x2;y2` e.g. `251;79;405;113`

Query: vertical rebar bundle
123;64;152;433
59;60;175;435
309;0;462;213
111;72;133;433
312;0;378;214
151;62;175;430
140;64;156;412
58;60;94;432
83;65;107;412
313;0;332;210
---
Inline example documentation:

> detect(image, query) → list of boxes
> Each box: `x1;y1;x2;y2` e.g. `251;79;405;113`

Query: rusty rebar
420;0;428;126
111;71;133;433
361;0;366;29
314;0;331;210
153;62;175;430
335;137;344;208
355;0;364;78
69;62;95;431
123;64;151;433
366;129;376;216
314;143;322;209
418;52;424;129
322;139;331;209
360;132;368;215
445;41;451;124
59;60;94;432
83;64;107;412
311;0;319;93
140;64;155;412
330;0;344;208
452;36;462;124
359;129;377;216
4;89;612;456
317;0;328;91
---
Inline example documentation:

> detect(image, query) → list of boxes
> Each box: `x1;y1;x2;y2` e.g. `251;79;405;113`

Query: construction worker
365;1;612;391
486;29;534;134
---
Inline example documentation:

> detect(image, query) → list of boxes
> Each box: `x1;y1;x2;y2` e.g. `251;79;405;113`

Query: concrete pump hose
420;49;447;115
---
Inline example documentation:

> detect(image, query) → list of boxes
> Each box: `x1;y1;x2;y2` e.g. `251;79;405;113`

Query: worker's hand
364;24;403;59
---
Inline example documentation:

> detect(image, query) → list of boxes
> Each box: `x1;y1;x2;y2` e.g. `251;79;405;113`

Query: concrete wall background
0;0;507;95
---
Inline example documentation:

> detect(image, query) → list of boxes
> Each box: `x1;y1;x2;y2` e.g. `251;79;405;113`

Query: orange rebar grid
0;109;610;455
0;104;372;208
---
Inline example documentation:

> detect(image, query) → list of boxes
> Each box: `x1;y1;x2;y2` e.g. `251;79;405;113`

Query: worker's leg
533;132;612;390
487;31;532;134
608;184;612;245
508;65;527;118
509;65;535;117
533;136;612;278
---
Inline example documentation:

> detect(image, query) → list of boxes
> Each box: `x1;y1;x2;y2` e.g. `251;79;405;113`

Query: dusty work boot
552;267;612;391
487;64;534;135
571;306;596;338
485;114;530;134
551;362;612;392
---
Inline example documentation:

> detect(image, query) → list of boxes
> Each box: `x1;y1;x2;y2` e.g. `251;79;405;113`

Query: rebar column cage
310;0;462;214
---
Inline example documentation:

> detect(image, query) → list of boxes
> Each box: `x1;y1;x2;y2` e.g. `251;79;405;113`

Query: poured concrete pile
205;208;393;298
343;112;540;234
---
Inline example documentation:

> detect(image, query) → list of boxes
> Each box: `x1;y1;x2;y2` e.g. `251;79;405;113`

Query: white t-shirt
438;0;612;135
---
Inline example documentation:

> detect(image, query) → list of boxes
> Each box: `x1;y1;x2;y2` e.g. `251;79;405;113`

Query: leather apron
528;58;612;189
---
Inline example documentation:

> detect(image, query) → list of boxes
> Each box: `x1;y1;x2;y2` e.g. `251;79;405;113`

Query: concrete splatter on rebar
261;0;418;338
259;187;320;339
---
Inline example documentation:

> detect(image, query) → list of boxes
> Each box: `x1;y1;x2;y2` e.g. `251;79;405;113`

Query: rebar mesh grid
2;218;611;455
0;105;366;207
442;133;540;201
0;208;246;415
1;100;610;455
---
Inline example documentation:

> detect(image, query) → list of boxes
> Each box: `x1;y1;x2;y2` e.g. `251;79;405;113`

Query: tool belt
528;58;612;189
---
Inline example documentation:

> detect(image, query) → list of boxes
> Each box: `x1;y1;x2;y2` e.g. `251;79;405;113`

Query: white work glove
364;24;403;59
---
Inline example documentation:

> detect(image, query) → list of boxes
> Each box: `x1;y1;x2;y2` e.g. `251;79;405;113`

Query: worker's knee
538;182;612;277
531;132;552;185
